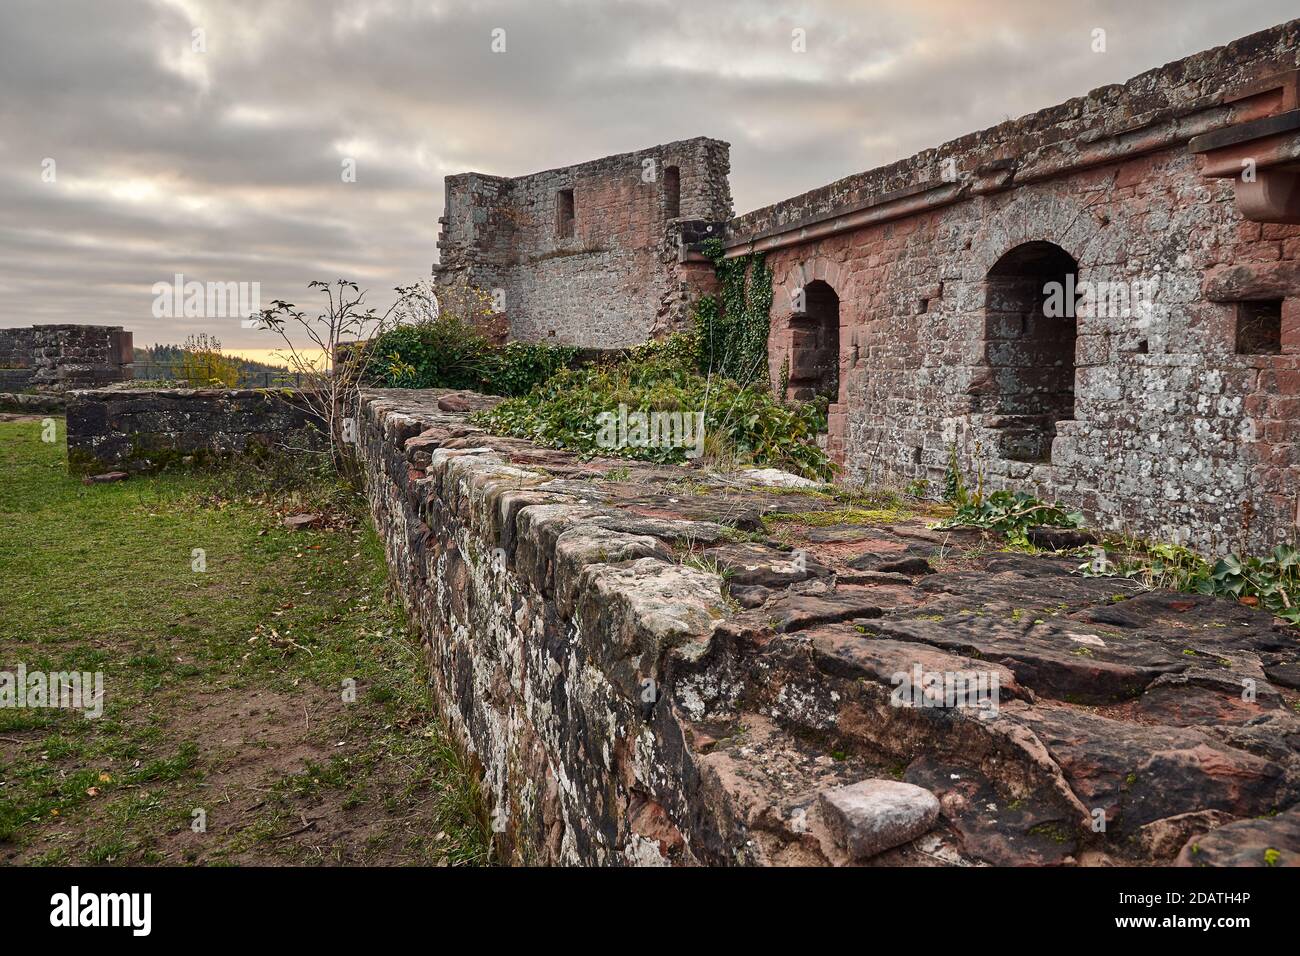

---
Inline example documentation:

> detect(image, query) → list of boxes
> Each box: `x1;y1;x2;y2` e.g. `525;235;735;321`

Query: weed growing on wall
941;447;1300;624
1079;540;1300;625
937;445;1080;542
939;490;1083;543
474;334;834;480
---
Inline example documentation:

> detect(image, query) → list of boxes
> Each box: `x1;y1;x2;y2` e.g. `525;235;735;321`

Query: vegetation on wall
1078;540;1300;625
937;444;1082;543
939;444;1300;624
364;315;577;398
474;333;834;480
692;239;773;388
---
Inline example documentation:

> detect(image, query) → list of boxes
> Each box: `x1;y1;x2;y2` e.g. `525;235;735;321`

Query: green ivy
693;239;773;389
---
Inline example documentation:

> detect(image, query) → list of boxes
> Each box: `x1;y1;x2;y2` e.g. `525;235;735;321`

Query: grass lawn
0;415;489;865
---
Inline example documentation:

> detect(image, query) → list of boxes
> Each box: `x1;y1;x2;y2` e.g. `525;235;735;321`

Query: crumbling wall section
65;386;320;474
359;388;1300;868
434;138;731;347
0;325;133;392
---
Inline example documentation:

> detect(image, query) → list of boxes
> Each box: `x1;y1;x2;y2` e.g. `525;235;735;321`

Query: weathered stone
1136;810;1236;861
701;541;830;588
355;387;1300;867
1027;527;1098;551
65;386;322;474
1176;805;1300;867
433;137;731;346
818;779;940;860
436;393;473;412
730;468;821;490
283;514;322;531
0;325;131;392
83;471;128;484
727;584;771;609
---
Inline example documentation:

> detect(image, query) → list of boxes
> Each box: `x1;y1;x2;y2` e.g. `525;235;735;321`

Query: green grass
0;417;489;865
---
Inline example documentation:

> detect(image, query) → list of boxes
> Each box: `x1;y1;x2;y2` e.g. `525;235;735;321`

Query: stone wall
359;387;1300;867
0;325;133;392
434;137;731;347
724;19;1300;555
65;386;321;474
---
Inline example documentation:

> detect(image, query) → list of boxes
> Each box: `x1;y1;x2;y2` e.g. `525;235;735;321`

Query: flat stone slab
702;541;831;588
282;513;322;531
1176;804;1300;867
818;779;941;860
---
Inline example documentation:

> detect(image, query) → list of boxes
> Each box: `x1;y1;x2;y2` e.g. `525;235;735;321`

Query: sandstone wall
727;20;1300;554
0;325;133;392
434;138;731;347
65;386;321;473
359;388;1300;867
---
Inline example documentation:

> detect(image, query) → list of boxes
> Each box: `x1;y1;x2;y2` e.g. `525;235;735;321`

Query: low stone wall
0;324;133;392
0;392;65;414
360;387;1300;867
65;386;321;473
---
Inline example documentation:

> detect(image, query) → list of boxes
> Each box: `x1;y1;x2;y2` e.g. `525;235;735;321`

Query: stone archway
787;279;840;403
981;240;1079;463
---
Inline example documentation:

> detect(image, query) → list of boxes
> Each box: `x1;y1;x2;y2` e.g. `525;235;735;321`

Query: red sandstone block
1273;369;1300;394
1237;221;1263;243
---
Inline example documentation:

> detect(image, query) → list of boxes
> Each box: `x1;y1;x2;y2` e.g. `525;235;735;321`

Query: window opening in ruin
983;241;1078;464
1235;300;1283;354
664;165;680;219
556;188;575;238
785;279;840;405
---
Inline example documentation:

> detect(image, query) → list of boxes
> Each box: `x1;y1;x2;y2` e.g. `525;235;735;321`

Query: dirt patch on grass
2;676;484;866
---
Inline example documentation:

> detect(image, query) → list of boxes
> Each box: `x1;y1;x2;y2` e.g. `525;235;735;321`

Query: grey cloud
0;0;1294;348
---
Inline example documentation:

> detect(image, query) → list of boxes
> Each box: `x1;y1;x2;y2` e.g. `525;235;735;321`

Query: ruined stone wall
65;386;320;474
434;138;731;347
359;387;1300;867
729;20;1300;554
0;325;133;392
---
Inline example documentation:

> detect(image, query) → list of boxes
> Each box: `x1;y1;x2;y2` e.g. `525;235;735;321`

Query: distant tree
179;333;240;387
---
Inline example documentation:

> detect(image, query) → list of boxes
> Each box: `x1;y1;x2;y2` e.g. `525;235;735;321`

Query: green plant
178;333;240;388
1077;541;1210;592
693;242;773;389
472;333;834;481
939;490;1082;544
905;478;929;498
1077;538;1300;626
943;444;968;506
480;341;579;397
364;315;491;391
364;314;577;397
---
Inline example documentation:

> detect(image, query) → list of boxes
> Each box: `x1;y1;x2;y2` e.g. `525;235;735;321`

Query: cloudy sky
0;0;1294;355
